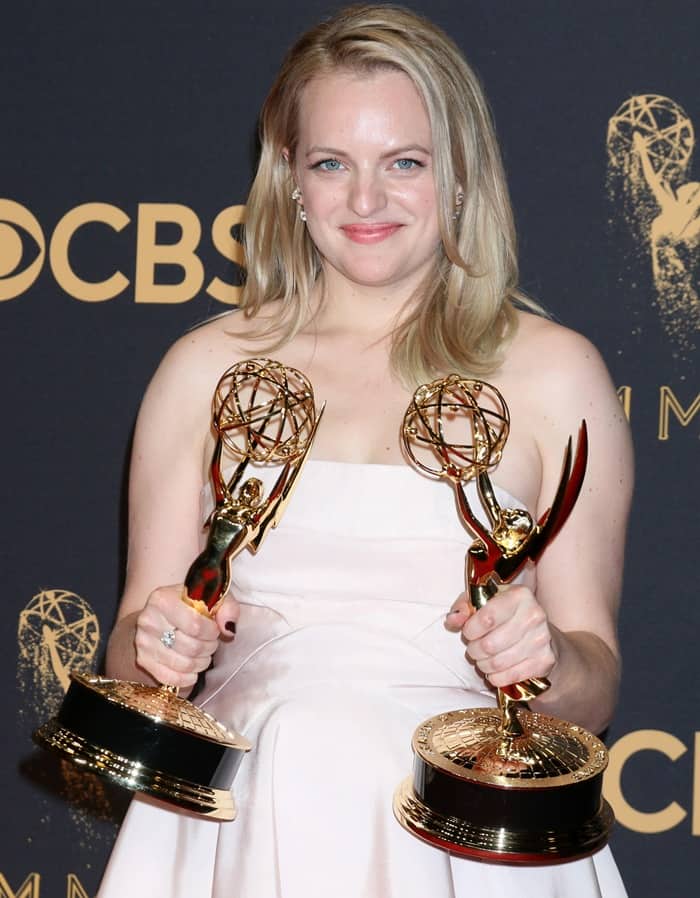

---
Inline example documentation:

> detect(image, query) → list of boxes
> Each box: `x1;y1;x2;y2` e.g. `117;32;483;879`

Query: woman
98;5;632;896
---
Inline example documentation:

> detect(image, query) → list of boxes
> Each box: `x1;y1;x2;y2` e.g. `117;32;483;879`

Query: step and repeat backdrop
2;2;697;896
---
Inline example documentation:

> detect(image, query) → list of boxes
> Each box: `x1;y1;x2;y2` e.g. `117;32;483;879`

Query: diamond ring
160;627;176;649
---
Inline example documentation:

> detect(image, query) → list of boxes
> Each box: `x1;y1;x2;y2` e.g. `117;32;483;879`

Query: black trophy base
34;672;251;821
393;707;614;865
394;777;614;865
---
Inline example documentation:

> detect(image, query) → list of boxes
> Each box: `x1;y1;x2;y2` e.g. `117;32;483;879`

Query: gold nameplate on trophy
36;359;324;820
393;375;613;863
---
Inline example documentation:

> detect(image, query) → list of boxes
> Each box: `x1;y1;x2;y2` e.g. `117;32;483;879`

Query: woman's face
292;68;441;295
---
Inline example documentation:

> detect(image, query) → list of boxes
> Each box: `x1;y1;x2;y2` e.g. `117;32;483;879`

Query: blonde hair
239;4;540;383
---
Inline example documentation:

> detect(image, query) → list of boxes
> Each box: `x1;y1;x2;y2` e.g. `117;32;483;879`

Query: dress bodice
197;460;532;718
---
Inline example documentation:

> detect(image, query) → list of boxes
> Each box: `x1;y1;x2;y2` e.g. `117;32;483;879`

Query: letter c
49;203;130;301
604;729;687;833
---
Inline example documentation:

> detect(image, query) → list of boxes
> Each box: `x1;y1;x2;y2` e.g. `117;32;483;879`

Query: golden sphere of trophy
402;375;509;481
214;358;319;464
35;359;324;821
394;375;614;863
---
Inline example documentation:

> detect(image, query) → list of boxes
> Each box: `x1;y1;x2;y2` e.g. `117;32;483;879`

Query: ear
282;148;298;188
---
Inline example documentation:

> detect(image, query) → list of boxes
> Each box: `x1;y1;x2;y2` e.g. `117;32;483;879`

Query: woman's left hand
445;586;558;689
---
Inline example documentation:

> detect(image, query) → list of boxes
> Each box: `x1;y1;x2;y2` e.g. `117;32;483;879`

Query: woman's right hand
133;584;240;689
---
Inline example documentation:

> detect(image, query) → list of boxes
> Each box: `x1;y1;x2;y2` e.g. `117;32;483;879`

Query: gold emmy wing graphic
35;358;325;821
393;375;613;864
607;94;699;350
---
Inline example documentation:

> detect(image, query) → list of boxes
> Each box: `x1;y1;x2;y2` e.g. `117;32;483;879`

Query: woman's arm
105;329;240;691
529;328;632;731
448;325;633;734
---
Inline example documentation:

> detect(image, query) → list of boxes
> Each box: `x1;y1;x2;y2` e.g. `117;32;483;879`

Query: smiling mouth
340;223;402;244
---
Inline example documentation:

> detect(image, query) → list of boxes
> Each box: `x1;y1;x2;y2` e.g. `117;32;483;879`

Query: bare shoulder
511;311;608;375
148;310;255;407
506;311;620;414
503;310;633;508
130;310;254;452
161;310;250;378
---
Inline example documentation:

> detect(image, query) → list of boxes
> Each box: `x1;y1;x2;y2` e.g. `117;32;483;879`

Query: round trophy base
393;707;614;865
394;778;614;864
34;672;251;821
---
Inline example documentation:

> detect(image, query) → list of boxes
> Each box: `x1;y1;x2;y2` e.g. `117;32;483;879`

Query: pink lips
340;223;402;244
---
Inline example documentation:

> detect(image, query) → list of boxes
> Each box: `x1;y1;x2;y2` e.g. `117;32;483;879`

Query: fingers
214;595;241;638
444;592;474;632
134;585;233;688
457;586;556;688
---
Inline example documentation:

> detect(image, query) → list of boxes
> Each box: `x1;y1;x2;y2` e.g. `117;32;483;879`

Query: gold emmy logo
17;589;118;851
17;588;100;707
607;94;699;352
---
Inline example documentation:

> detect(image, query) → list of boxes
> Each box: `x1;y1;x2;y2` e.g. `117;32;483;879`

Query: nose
348;170;388;218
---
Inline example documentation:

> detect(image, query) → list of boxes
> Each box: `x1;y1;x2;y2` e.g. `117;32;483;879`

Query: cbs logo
0;199;244;303
605;730;700;834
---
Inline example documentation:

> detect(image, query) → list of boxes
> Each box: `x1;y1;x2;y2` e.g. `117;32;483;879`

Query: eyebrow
305;144;432;158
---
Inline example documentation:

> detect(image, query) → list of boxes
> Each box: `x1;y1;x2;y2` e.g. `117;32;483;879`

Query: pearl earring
291;187;306;221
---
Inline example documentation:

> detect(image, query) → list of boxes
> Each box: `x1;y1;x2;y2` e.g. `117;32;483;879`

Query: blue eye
394;158;421;170
317;158;343;172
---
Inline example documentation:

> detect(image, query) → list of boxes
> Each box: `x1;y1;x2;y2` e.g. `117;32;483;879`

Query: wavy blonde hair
238;4;540;383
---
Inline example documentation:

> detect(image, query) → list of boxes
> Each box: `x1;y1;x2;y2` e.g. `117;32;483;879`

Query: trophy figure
35;359;324;820
393;375;613;863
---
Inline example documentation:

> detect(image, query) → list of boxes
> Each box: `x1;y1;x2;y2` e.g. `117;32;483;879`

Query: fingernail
446;610;463;617
225;621;237;635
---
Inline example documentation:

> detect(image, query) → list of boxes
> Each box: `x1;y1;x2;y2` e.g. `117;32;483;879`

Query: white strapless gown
97;461;627;897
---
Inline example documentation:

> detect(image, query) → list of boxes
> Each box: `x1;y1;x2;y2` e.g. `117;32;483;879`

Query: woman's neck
306;269;421;339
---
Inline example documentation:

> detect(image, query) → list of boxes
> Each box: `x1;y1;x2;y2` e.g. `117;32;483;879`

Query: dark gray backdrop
2;2;697;896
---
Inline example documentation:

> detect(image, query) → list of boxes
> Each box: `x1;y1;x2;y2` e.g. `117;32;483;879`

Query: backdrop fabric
2;3;697;897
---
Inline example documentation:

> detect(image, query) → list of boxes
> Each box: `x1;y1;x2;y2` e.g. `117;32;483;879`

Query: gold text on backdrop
604;730;700;835
0;872;89;898
0;200;245;303
615;384;700;439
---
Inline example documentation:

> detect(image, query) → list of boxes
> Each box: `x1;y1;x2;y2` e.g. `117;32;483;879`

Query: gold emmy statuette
35;359;324;820
393;375;613;863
